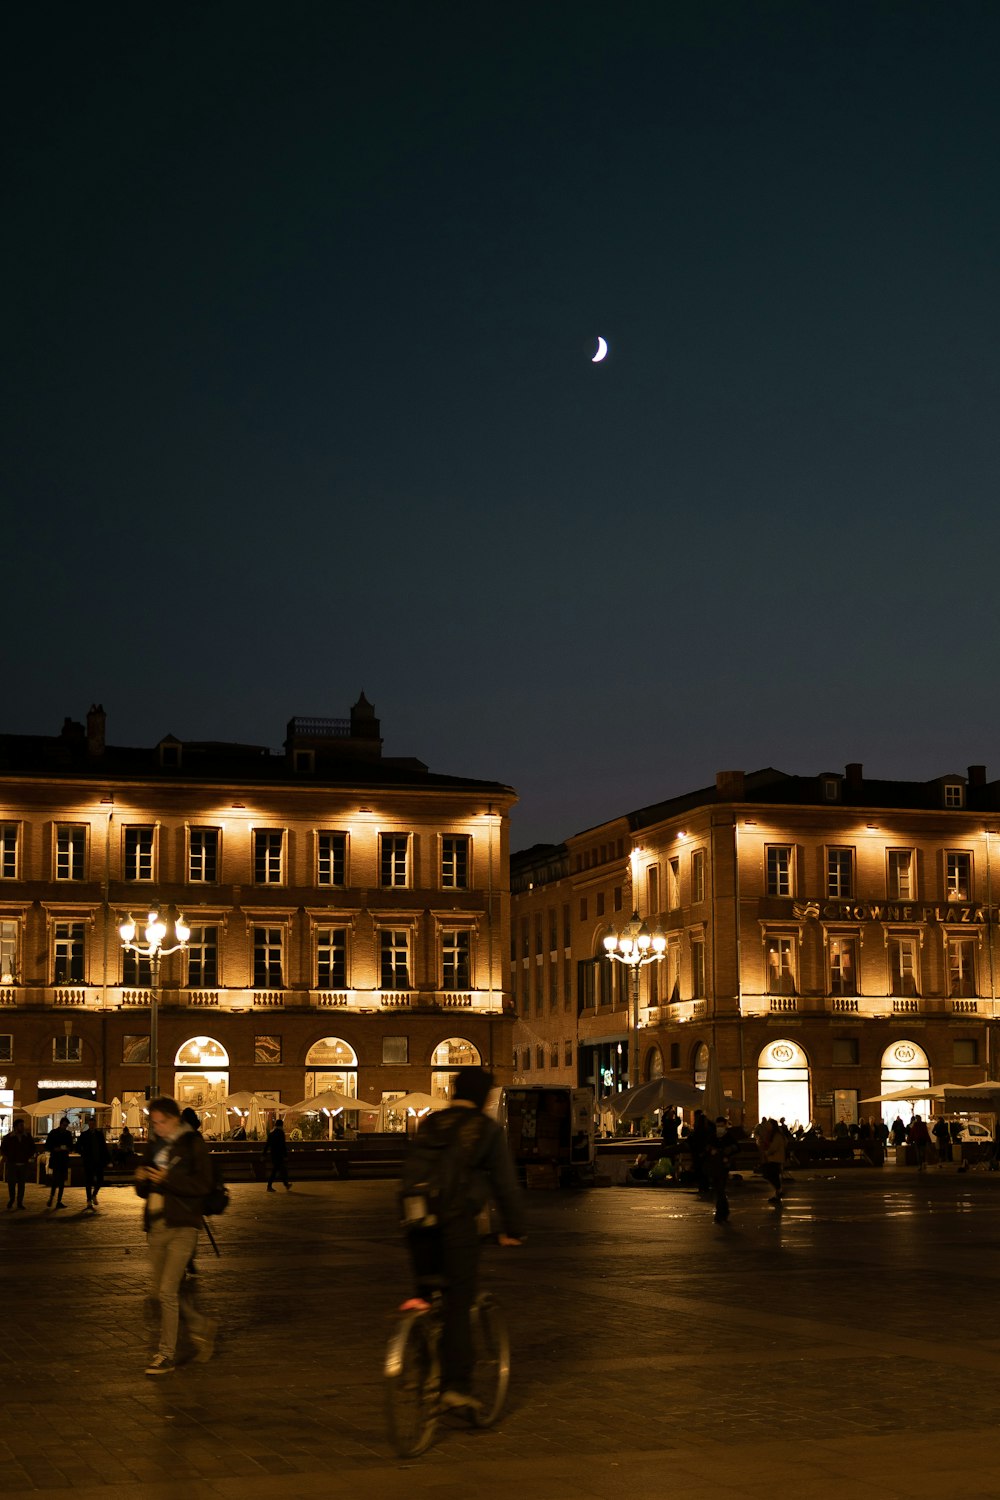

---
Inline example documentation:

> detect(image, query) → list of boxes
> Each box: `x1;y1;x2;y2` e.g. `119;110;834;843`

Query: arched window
878;1039;931;1128
757;1039;810;1128
304;1037;358;1098
645;1045;664;1081
173;1036;230;1110
431;1037;481;1100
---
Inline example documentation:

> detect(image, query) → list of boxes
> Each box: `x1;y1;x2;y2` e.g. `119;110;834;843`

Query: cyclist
403;1066;524;1412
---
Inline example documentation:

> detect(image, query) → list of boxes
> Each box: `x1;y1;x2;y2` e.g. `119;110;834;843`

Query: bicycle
384;1290;510;1457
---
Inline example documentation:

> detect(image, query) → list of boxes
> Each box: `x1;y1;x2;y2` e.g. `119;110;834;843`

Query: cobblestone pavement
4;1166;1000;1499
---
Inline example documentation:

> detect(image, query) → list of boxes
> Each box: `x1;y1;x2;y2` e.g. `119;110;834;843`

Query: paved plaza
2;1165;1000;1499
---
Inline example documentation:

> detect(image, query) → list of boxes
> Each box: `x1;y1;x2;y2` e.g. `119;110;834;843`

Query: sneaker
439;1389;482;1414
145;1354;176;1377
191;1319;218;1363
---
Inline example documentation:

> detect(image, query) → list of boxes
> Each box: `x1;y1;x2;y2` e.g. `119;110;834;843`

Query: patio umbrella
393;1092;448;1115
124;1100;144;1130
22;1094;111;1116
702;1044;727;1118
247;1097;267;1137
109;1097;124;1132
609;1077;709;1119
200;1103;229;1137
285;1089;380;1115
861;1082;1000;1107
217;1091;286;1113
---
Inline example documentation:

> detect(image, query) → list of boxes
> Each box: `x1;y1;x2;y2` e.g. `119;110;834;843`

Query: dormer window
293;749;315;773
159;742;182;769
944;783;964;809
822;778;840;802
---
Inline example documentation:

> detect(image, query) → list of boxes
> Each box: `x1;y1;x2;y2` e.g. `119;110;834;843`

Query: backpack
398;1110;489;1230
202;1151;229;1217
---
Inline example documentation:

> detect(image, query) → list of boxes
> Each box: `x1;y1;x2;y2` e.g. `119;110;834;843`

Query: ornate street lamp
603;911;666;1090
119;908;190;1099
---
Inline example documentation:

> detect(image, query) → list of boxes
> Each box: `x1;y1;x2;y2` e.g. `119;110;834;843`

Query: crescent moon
592;336;608;363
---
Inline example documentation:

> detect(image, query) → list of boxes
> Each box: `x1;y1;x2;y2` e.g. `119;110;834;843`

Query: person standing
78;1115;111;1209
45;1116;74;1209
401;1066;523;1413
135;1095;218;1376
262;1116;291;1191
708;1117;739;1223
932;1116;950;1166
907;1115;931;1172
2;1118;37;1210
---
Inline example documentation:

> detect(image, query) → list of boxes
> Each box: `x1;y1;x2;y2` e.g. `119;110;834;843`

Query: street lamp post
603;911;667;1091
119;908;190;1100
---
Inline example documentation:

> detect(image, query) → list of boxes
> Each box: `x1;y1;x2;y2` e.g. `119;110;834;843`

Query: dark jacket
262;1124;288;1159
135;1123;213;1229
1;1129;37;1168
78;1127;111;1168
414;1104;525;1239
45;1126;74;1177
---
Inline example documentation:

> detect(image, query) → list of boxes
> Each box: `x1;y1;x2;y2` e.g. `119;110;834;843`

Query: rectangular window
766;846;793;898
186;926;219;988
534;913;543;954
599;955;614;1006
691;850;706;903
188;828;219;884
667;939;681;1003
646;866;659;914
946;852;972;901
122;1034;150;1065
535;1046;545;1070
579;897;588;922
253;927;284;988
56;825;86;881
124;826;154;882
441;835;469;889
596;892;605;918
945;784;964;808
255;1035;282;1065
691;938;706;998
954;1039;978;1065
253;829;284;885
887;849;914;900
548;908;557;951
549;1042;559;1068
669;1041;680;1069
613;886;622;912
948;937;977;998
53;1035;82;1063
827;847;854;899
0;1034;12;1063
0;920;18;984
564;1040;573;1067
889;937;919;997
317;832;347;887
53;921;85;983
380;929;410;989
577;958;596;1010
832;1038;859;1065
316;928;347;989
122;948;153;986
380;834;410;888
0;824;18;880
765;936;796;995
667;858;680;910
383;1035;408;1065
829;936;859;996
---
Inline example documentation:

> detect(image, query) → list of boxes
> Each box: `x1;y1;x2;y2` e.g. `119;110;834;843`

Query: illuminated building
0;699;515;1130
511;764;1000;1128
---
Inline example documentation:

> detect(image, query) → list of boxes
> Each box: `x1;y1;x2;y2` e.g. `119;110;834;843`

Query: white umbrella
217;1091;286;1113
22;1093;111;1117
124;1100;144;1130
110;1097;124;1132
861;1081;1000;1108
394;1092;449;1115
285;1089;380;1115
247;1097;267;1137
201;1102;229;1136
610;1077;708;1119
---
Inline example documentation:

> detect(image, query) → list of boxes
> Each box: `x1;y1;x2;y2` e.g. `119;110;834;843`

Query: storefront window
430;1037;481;1100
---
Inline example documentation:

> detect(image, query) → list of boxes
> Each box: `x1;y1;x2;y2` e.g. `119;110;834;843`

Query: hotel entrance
757;1039;811;1128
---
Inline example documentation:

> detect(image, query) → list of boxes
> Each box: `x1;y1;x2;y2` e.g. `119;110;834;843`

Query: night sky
6;3;1000;850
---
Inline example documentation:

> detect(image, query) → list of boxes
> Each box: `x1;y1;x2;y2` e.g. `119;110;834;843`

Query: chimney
845;762;863;791
716;770;745;801
968;764;987;787
87;703;106;759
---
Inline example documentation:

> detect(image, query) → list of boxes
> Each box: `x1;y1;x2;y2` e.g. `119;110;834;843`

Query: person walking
135;1095;218;1376
45;1116;74;1209
756;1117;786;1204
907;1115;931;1172
401;1066;523;1413
708;1117;739;1223
78;1115;111;1209
262;1116;291;1191
2;1118;37;1210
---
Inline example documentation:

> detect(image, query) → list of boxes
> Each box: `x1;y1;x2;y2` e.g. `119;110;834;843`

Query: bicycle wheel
384;1311;440;1457
469;1293;510;1427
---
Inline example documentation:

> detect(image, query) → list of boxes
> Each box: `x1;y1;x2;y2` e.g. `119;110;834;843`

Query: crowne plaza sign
792;900;993;925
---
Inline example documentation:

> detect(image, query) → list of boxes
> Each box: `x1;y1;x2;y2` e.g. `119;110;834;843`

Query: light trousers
148;1221;209;1357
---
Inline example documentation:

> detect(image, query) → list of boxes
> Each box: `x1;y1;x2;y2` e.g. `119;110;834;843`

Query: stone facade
0;699;516;1124
512;764;1000;1128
